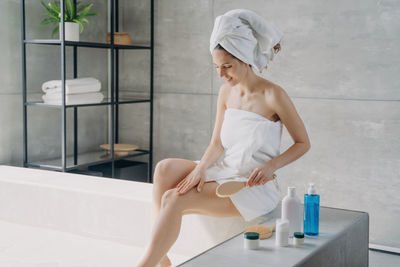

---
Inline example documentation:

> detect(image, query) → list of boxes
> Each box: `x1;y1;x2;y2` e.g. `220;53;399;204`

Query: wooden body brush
216;173;279;198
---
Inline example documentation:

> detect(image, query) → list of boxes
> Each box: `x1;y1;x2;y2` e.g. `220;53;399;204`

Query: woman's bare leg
137;182;241;267
150;158;197;266
151;158;197;226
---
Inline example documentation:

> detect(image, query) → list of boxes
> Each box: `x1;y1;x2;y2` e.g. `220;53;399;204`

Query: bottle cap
308;183;317;195
288;186;296;197
276;218;289;231
294;232;304;239
244;232;260;240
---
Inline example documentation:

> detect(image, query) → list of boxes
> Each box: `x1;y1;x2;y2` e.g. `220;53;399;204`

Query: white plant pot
59;22;79;41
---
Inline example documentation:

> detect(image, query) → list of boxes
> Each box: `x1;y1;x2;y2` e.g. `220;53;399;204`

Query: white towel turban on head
210;9;283;73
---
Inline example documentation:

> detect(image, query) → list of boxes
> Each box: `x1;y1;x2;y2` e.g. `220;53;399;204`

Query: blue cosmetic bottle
304;183;320;236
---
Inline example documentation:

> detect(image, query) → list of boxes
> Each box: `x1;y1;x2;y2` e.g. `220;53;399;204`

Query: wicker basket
106;32;133;45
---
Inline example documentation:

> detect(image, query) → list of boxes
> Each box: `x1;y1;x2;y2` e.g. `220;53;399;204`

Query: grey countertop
179;205;369;267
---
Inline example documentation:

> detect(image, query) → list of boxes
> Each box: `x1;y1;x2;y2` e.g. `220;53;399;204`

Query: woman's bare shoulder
260;79;287;102
217;83;232;105
219;82;232;94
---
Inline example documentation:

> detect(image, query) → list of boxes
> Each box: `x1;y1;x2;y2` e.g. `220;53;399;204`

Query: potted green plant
39;0;98;41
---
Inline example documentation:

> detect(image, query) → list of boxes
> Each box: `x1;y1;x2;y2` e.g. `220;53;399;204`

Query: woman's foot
156;255;172;267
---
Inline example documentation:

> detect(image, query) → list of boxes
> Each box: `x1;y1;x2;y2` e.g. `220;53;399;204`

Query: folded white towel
209;9;283;73
42;92;104;105
42;77;101;94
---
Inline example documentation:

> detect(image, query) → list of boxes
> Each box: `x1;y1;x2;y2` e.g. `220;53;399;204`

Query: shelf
24;39;151;50
26;149;150;171
25;96;151;108
22;0;154;181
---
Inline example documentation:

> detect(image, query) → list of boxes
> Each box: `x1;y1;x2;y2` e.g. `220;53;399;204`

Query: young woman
137;9;310;267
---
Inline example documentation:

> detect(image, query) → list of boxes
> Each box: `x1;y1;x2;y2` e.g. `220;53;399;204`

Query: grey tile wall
152;93;212;164
279;98;400;246
0;94;23;164
154;0;213;94
120;0;150;44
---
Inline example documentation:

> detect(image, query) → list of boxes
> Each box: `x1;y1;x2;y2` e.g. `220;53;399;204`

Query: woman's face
212;49;247;86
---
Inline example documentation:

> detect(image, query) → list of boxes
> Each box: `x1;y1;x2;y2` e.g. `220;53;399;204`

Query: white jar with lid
244;232;260;250
293;232;305;247
275;218;289;247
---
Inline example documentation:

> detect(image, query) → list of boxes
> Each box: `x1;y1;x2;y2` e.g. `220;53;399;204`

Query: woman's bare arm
197;84;229;171
268;86;311;171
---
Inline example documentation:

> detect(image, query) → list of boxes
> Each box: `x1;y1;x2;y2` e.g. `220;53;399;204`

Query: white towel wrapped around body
209;9;283;73
42;92;104;105
194;108;283;221
42;77;101;94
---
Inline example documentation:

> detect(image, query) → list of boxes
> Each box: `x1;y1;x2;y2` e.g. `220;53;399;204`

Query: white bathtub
0;165;268;266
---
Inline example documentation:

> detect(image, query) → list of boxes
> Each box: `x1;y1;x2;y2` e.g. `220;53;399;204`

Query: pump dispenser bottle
281;187;302;237
304;183;320;236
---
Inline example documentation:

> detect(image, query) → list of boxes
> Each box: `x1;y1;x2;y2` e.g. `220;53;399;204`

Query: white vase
59;22;79;41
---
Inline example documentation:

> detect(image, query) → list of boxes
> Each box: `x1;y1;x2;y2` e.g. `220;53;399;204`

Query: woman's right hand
176;166;206;194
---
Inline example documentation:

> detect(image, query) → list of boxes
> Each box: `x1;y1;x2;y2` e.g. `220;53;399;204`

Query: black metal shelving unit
21;0;154;183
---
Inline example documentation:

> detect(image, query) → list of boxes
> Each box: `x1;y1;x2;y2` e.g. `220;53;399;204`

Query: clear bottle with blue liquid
304;183;320;236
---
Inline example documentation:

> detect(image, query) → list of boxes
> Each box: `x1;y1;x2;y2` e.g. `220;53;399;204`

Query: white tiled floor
369;250;400;267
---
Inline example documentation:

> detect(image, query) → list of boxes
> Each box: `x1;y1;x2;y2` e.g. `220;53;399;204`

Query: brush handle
216;174;279;198
271;174;280;191
250;173;279;190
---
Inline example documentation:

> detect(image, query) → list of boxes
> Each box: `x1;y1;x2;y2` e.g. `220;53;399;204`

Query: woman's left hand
247;162;276;187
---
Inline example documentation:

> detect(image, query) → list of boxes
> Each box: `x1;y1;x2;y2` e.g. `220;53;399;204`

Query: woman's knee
153;158;174;184
160;188;182;210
